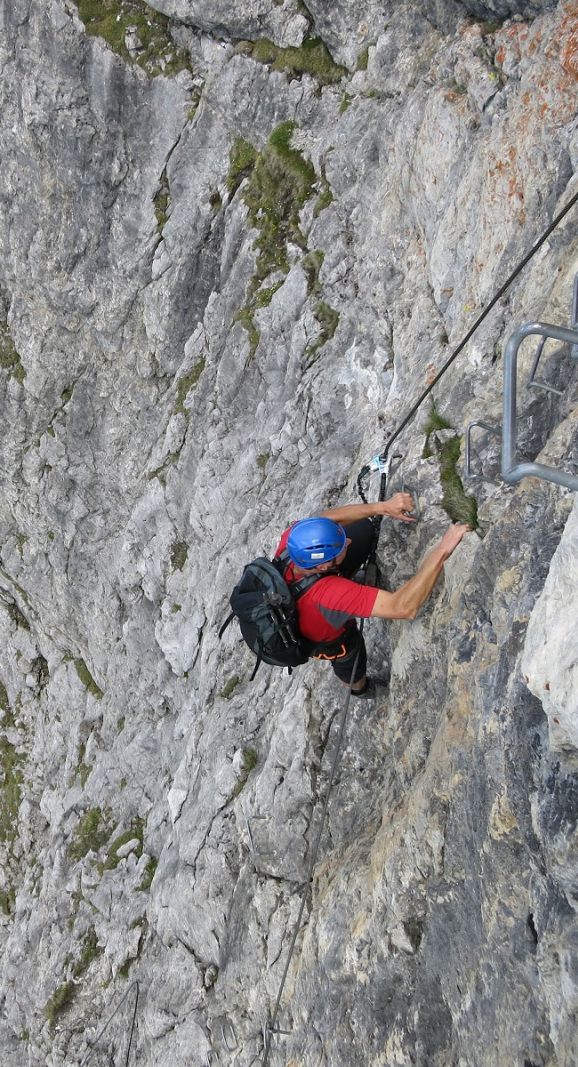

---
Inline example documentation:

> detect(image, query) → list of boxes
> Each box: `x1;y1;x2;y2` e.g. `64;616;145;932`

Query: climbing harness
312;641;348;661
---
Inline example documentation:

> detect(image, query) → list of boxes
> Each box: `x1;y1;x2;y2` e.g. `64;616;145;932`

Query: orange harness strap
312;643;348;662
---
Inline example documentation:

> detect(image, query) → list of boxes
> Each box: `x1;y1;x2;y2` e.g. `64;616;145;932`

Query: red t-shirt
275;526;379;643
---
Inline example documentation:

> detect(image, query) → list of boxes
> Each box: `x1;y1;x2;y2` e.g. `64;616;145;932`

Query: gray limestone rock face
0;0;577;1065
147;0;310;47
522;498;578;756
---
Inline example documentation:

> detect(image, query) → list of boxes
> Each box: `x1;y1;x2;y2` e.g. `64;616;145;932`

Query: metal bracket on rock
464;421;502;478
527;336;565;396
221;1020;238;1051
244;813;276;860
502;321;578;490
263;1021;293;1045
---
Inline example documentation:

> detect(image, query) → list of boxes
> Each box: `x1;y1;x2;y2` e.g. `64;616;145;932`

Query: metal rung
527;336;564;396
400;482;421;520
246;814;277;858
264;1022;292;1042
464;421;502;477
221;1020;238;1051
502;321;578;491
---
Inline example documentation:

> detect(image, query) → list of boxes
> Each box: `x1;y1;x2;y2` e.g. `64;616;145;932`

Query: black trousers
309;518;374;685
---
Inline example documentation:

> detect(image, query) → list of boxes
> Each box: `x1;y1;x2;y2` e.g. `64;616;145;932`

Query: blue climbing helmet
286;517;347;569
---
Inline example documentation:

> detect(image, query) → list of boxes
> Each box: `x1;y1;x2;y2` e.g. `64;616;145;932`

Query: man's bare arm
319;493;416;526
370;524;470;621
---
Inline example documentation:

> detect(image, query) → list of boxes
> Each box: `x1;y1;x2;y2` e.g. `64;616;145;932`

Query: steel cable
358;183;578;489
262;628;364;1066
79;980;139;1067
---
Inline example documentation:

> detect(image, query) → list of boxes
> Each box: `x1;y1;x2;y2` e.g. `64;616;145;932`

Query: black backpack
219;551;320;679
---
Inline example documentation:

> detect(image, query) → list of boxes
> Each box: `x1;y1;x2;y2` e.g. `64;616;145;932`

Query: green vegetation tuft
422;400;452;458
43;929;102;1027
154;170;170;230
221;675;240;699
306;301;340;364
138;855;158;891
241;748;258;774
0;318;25;382
233;308;261;360
170;540;188;572
0;733;23;845
43;982;75;1028
340;92;352;114
227;138;258;196
174;359;206;414
437;436;479;528
237;35;346;85
73;0;193;78
0;681;8;713
74;928;102;978
7;601;30;631
74;658;104;700
69;808;110;863
356;45;370;71
313;178;333;218
231;747;259;799
98;818;144;875
422;402;478;528
228;123;337;361
243;120;315;281
0;886;16;915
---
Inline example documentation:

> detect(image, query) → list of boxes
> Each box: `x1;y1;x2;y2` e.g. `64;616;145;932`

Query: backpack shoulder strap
218;612;235;640
275;549;321;600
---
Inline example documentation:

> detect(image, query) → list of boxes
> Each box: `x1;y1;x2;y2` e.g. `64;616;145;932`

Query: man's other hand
439;523;471;558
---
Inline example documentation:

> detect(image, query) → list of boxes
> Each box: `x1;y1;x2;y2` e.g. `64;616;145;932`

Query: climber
275;494;469;697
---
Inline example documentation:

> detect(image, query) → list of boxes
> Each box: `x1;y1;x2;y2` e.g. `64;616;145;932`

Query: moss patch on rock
174;358;206;415
43;928;103;1027
231;747;259;799
422;402;478;528
243;120;316;282
229;123;336;359
237;35;346;84
69;808;110;863
74;658;104;700
154;169;170;230
73;0;193;77
221;675;240;699
0;319;25;382
0;734;23;845
98;818;144;875
170;540;188;572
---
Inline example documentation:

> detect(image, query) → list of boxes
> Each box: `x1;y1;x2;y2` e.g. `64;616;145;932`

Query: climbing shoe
350;672;389;699
351;678;374;699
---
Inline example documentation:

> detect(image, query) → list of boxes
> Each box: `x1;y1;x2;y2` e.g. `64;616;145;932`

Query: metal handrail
502;321;578;490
